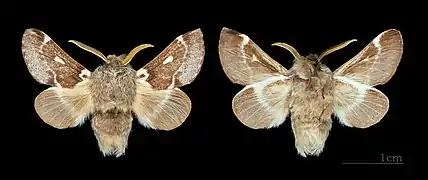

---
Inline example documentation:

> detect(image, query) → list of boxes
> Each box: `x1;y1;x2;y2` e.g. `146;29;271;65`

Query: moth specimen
218;27;403;157
21;28;205;157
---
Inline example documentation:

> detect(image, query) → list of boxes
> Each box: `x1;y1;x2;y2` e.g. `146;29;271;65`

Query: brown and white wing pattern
137;29;205;90
34;81;94;129
332;77;389;128
219;27;289;86
232;75;293;129
22;28;94;129
333;29;403;86
21;28;91;88
332;29;403;128
132;80;191;130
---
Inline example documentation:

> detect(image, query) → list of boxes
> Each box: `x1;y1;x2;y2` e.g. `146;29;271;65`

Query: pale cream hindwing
133;80;191;130
332;77;389;128
232;75;293;129
34;80;93;129
137;29;205;90
21;28;91;89
332;29;402;128
218;27;289;86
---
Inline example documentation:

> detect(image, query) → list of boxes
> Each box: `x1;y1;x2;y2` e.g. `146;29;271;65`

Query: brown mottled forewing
232;76;293;129
22;28;91;89
138;29;205;90
332;29;403;128
133;80;191;130
333;29;403;86
218;27;289;86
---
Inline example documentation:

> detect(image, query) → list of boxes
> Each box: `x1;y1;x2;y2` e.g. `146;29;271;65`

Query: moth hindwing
22;28;205;157
218;27;403;158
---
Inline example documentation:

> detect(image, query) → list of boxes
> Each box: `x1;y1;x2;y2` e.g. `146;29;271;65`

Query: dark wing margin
21;28;91;89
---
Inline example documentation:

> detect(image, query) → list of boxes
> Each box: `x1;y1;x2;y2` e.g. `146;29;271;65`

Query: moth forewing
333;29;403;86
139;28;205;90
218;27;290;86
21;28;91;88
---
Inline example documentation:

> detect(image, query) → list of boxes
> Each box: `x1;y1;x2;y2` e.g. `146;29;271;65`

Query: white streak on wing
177;35;184;43
79;69;91;80
333;76;375;126
167;77;176;89
137;68;150;81
238;34;250;68
38;31;52;53
175;35;197;84
240;75;290;128
28;29;37;35
163;56;174;64
43;33;51;44
334;76;374;96
244;75;288;91
372;33;383;63
251;54;259;62
54;56;66;64
46;69;62;88
258;80;291;128
239;34;250;45
373;33;382;49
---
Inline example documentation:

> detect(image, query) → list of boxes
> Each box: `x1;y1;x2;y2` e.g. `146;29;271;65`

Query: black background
9;2;418;176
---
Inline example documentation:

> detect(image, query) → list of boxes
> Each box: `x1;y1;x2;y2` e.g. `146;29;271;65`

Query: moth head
69;40;153;66
305;54;319;63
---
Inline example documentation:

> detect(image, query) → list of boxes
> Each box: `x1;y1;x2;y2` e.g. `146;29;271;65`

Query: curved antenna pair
272;39;357;62
68;40;153;65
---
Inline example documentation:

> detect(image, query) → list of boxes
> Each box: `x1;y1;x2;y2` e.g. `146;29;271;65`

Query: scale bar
342;162;404;164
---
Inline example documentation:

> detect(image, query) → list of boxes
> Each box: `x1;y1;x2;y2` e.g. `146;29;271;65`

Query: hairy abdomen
88;65;137;157
290;76;334;157
91;110;133;157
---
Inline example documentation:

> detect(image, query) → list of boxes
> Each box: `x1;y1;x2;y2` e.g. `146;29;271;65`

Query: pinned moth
218;27;403;157
21;28;205;157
